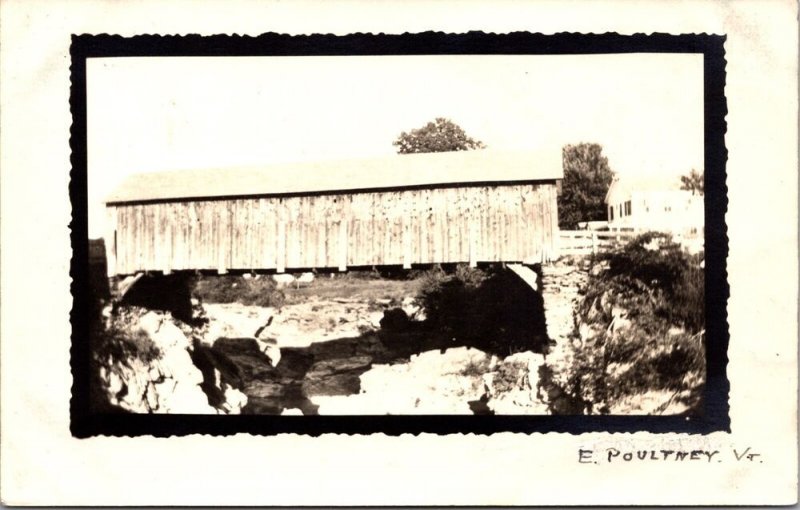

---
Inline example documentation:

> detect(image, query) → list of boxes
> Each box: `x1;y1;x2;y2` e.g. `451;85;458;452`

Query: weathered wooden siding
106;183;559;276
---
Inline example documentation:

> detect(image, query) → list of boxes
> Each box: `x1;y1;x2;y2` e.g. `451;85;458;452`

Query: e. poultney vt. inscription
579;447;762;464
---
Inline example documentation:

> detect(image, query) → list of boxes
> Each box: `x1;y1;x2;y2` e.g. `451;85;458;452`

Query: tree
393;117;486;154
680;168;704;195
558;143;614;229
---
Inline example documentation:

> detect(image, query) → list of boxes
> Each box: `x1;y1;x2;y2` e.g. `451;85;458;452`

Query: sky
87;53;704;238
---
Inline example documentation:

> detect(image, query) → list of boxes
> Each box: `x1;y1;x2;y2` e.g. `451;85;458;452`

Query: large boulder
483;351;549;415
301;355;373;397
311;347;493;415
200;303;275;345
96;307;221;414
379;308;411;331
138;311;191;351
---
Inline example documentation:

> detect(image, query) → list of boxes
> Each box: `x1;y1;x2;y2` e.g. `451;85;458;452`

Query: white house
605;173;704;237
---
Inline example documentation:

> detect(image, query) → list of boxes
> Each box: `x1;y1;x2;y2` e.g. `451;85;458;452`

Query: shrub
118;328;162;363
92;322;162;366
670;262;705;333
559;233;706;414
606;232;687;292
417;265;475;338
456;264;490;287
193;275;285;308
601;232;704;333
413;265;448;292
342;268;383;280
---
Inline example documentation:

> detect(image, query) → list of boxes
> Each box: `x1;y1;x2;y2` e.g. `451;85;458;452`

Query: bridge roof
105;149;563;205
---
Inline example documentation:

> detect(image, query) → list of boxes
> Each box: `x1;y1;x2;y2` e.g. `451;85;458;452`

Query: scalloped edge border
69;31;729;438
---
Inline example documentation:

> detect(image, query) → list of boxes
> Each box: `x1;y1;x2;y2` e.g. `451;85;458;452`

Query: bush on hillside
91;312;162;367
560;233;706;414
603;232;704;333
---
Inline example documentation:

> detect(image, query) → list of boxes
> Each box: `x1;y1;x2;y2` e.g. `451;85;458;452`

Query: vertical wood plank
446;188;455;262
316;195;324;268
402;193;411;269
543;186;549;262
539;185;552;263
320;194;336;268
214;201;222;273
277;199;286;273
302;196;310;268
549;184;559;261
246;199;254;270
469;208;477;268
141;205;150;270
461;188;469;262
128;206;135;274
338;211;347;272
259;198;270;269
207;200;216;269
521;186;532;264
178;203;187;271
515;186;523;261
116;207;123;274
188;202;197;270
232;199;241;270
535;187;544;263
286;197;296;269
433;189;442;263
488;186;494;263
172;203;180;271
129;205;136;273
130;205;138;272
104;206;117;276
198;201;207;270
210;201;219;272
137;205;145;271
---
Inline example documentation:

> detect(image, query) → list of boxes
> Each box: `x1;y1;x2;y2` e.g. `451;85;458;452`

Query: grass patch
282;274;421;303
193;275;286;308
194;272;421;306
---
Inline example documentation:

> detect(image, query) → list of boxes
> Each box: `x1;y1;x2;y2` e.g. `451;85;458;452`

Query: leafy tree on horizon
680;168;704;195
393;117;486;154
558;143;615;229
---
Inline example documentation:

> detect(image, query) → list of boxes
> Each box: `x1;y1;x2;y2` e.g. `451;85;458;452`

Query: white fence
558;230;639;255
558;229;704;255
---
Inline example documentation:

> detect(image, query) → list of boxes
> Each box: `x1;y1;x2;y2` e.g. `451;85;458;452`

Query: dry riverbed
193;274;553;415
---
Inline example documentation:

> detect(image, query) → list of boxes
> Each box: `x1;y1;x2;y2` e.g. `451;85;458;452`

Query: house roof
605;173;685;203
105;149;563;204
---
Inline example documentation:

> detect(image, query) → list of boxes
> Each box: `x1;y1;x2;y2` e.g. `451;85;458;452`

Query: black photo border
70;31;729;437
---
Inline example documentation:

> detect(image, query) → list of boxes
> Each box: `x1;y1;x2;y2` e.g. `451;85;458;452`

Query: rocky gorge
91;268;565;415
92;293;561;415
90;237;705;416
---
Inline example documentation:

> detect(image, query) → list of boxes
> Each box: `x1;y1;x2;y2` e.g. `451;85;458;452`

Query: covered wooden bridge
104;149;562;277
